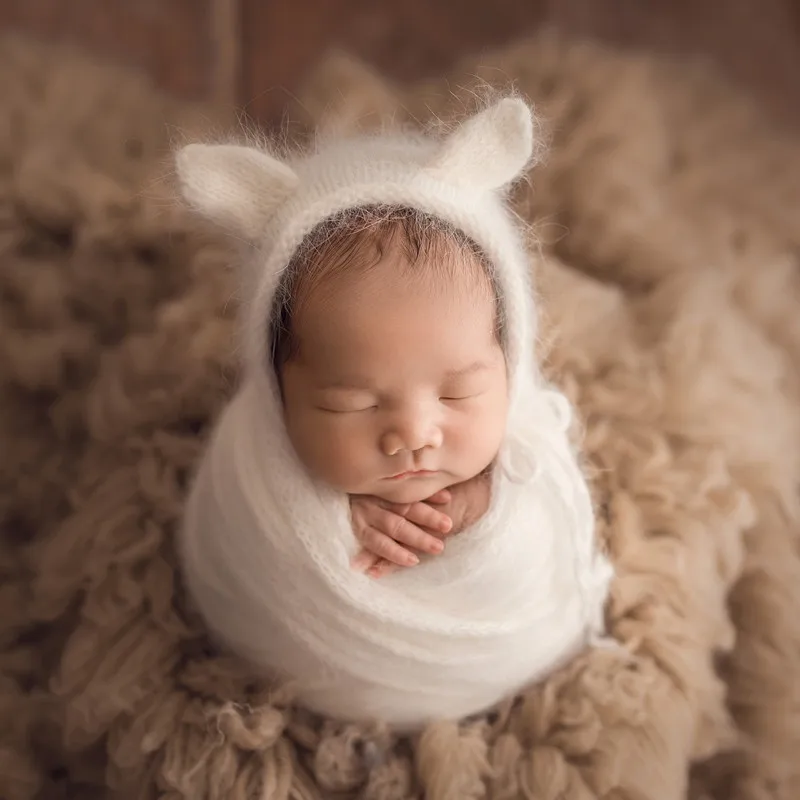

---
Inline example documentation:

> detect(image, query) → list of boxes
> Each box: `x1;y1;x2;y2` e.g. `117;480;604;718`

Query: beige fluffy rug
1;31;800;800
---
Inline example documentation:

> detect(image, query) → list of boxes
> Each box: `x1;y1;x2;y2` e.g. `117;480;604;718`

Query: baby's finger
404;502;452;535
426;489;451;505
363;527;421;567
367;559;402;579
378;510;446;556
351;549;380;572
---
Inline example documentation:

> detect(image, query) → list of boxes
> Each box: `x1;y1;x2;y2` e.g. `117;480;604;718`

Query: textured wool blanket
1;31;800;800
181;361;613;729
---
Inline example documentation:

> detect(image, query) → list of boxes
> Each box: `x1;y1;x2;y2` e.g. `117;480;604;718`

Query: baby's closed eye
438;379;489;403
439;392;483;402
314;388;378;413
317;402;378;414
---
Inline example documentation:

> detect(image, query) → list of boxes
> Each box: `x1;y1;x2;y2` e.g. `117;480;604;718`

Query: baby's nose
380;413;443;456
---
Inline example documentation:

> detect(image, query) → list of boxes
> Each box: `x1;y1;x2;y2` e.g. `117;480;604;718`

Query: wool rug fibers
1;31;799;800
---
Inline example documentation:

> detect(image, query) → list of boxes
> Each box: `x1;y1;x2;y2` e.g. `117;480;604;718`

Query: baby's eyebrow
317;378;375;392
444;360;492;380
316;361;493;391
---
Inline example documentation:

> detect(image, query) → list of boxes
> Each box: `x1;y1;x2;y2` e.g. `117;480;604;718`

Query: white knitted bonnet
176;98;547;456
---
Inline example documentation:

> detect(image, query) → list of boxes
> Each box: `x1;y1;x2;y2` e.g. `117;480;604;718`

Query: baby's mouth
386;469;437;481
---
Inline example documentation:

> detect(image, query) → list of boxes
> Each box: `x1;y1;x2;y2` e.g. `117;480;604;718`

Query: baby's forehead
294;210;493;298
301;241;493;320
270;206;503;372
294;251;499;365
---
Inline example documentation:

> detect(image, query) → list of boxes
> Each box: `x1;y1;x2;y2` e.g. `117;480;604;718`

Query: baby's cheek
285;410;336;475
310;417;376;488
454;408;505;464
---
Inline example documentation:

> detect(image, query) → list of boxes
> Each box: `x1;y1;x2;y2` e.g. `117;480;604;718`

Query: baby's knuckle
376;537;396;558
364;528;383;549
386;513;407;539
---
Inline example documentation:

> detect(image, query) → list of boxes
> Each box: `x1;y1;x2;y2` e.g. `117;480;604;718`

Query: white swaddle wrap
176;98;614;728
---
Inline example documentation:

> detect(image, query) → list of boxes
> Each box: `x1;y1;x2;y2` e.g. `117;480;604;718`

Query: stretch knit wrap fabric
176;98;615;728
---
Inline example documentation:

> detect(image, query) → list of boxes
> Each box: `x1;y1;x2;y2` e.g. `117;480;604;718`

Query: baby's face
280;248;509;504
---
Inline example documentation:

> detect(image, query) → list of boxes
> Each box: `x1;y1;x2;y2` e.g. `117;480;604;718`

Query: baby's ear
175;144;298;241
428;97;534;191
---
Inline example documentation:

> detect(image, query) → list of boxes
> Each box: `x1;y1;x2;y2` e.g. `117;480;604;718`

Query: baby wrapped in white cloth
176;98;614;730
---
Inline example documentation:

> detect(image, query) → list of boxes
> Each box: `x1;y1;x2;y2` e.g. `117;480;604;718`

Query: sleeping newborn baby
272;204;503;579
176;98;614;729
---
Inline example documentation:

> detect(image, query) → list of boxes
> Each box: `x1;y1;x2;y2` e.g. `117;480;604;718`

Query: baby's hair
269;204;505;380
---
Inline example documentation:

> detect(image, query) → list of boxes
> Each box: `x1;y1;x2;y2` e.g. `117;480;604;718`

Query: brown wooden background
2;0;799;130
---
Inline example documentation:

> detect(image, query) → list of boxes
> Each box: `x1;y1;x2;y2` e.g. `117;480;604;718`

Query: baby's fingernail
406;553;420;566
431;540;444;554
441;518;452;532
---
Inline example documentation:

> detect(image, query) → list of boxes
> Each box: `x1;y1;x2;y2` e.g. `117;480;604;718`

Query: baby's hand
434;471;492;534
349;494;452;576
353;473;492;579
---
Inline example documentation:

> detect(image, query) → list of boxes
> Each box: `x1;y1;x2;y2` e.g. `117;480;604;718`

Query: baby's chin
360;474;454;505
